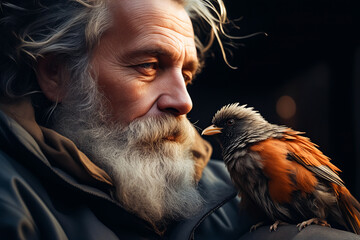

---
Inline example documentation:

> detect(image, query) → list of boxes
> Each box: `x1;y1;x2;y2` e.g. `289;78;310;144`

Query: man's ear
36;55;66;102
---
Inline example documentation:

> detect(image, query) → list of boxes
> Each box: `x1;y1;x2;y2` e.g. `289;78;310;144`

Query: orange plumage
202;103;360;234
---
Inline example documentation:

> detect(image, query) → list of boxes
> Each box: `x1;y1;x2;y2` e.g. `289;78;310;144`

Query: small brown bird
202;103;360;234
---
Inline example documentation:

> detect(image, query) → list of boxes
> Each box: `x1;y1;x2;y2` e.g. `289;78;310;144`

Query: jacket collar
0;98;113;190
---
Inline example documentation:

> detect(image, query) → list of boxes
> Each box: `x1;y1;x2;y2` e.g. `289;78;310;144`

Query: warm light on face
276;95;296;120
90;0;197;125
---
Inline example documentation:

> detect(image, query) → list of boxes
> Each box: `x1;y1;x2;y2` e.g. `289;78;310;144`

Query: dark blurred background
187;0;360;198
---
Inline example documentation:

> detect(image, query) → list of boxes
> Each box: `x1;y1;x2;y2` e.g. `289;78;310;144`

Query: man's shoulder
0;148;51;239
205;158;227;170
0;148;32;187
203;159;231;181
193;159;255;239
199;159;236;201
0;146;49;210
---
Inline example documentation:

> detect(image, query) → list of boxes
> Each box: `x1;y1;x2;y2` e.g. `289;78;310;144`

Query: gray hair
0;0;232;105
0;0;109;102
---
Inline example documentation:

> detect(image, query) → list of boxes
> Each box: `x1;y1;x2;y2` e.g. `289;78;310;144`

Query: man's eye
182;72;193;85
135;62;158;76
138;62;158;70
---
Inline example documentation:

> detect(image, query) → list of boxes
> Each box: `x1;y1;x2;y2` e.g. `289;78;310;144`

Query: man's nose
157;69;193;116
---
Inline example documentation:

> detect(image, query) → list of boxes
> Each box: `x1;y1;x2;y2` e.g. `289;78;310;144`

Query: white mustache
123;114;195;146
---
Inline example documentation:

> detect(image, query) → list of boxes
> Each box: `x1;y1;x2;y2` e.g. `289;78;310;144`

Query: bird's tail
333;184;360;234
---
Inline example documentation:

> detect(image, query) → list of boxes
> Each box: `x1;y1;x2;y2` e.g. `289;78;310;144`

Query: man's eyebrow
124;47;199;72
125;47;172;59
183;59;199;74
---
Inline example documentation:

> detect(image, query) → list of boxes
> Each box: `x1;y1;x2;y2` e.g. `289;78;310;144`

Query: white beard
51;76;204;227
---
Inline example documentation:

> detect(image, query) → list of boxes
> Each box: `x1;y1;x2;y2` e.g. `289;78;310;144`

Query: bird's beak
201;125;223;135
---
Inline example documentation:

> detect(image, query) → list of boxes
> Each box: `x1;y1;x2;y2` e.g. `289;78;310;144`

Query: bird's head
202;103;272;150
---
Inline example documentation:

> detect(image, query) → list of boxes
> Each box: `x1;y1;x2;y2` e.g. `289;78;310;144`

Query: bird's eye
227;119;235;126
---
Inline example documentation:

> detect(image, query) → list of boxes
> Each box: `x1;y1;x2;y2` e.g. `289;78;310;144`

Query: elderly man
0;0;359;239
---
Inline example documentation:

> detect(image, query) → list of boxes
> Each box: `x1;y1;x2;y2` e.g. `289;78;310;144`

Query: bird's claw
269;220;287;232
296;218;331;231
250;222;264;232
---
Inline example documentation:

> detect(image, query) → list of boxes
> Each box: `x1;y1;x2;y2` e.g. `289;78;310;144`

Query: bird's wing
283;129;344;187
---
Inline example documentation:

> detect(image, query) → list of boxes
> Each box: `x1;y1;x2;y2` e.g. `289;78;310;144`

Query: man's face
51;0;204;225
91;0;198;125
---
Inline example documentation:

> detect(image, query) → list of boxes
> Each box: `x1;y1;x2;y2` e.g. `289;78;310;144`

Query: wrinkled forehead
107;0;194;38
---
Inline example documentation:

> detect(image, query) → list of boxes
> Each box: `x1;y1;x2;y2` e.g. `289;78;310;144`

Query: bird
201;103;360;234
